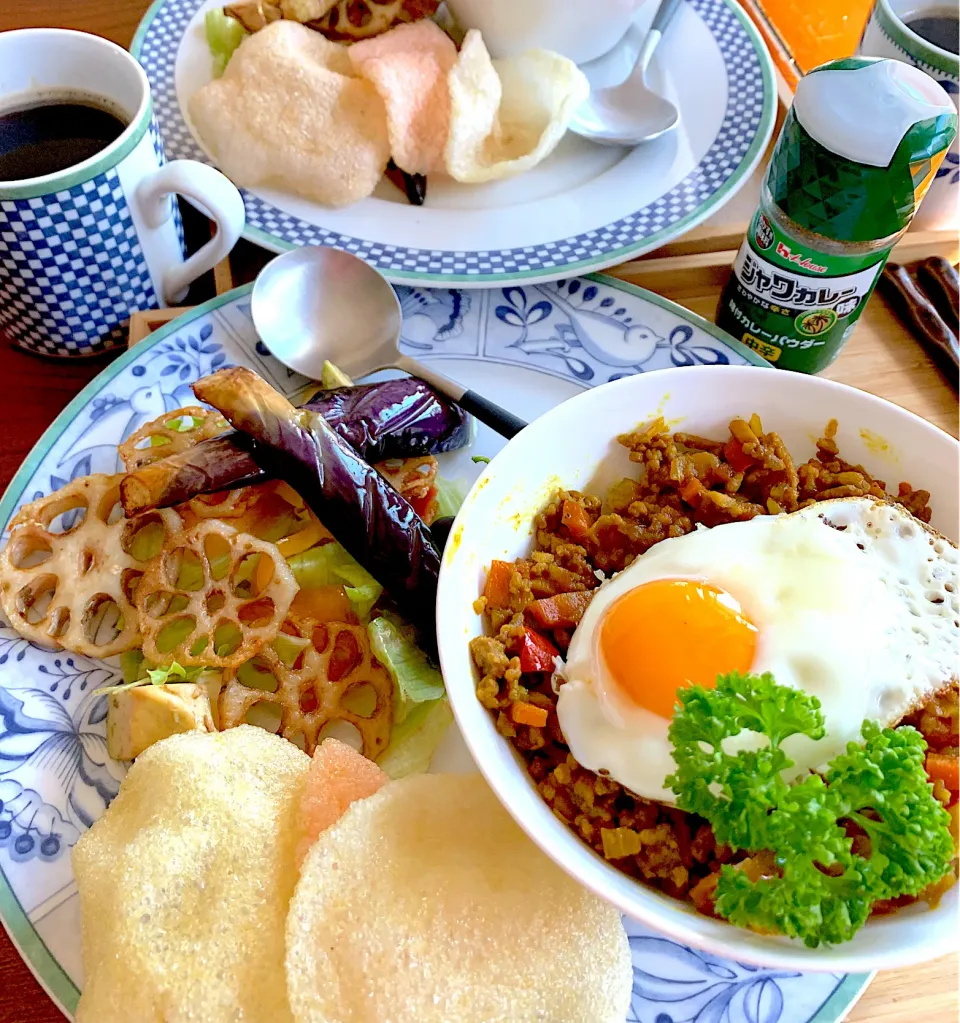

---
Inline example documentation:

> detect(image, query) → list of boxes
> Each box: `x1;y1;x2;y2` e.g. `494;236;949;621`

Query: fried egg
557;497;958;804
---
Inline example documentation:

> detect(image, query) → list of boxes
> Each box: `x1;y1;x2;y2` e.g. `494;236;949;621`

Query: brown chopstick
915;257;959;335
878;262;959;389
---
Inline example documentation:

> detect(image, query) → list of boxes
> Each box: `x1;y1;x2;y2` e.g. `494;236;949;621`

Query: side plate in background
132;0;777;286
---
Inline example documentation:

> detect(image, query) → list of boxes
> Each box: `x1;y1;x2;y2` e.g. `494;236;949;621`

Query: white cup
0;28;245;356
444;0;649;65
858;1;959;230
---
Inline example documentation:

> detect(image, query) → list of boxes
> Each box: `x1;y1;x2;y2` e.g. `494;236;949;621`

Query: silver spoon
570;0;682;147
250;246;528;438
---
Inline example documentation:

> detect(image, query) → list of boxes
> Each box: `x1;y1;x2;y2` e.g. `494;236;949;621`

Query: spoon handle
395;354;528;439
457;390;528;439
650;0;683;34
630;0;683;81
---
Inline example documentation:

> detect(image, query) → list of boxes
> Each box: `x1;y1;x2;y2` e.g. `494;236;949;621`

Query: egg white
557;497;958;804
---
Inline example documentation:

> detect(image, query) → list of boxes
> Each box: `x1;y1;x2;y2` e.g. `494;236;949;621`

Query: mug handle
136;160;245;304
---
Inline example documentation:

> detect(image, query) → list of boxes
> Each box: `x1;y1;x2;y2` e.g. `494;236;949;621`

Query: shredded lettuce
126;519;167;562
272;632;310;668
120;648;147;685
236;658;278;692
146;661;205;685
377;698;453;779
205;9;246;77
368;615;445;712
344;583;381;620
434;476;467;519
96;658;207;697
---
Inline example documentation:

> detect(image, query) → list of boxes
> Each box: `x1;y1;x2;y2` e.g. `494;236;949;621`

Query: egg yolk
599;579;757;719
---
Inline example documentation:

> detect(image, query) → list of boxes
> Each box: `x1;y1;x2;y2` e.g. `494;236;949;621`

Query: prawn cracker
350;20;457;176
73;727;309;1023
190;21;389;207
445;30;589;183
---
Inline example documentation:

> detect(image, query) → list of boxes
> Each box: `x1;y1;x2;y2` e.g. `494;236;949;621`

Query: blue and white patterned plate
0;277;869;1020
130;0;776;286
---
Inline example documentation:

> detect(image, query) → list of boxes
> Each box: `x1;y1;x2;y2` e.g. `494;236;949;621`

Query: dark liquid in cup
0;98;127;181
905;10;959;54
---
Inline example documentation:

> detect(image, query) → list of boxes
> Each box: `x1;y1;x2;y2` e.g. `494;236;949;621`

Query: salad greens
205;9;246;77
99;655;206;697
667;672;955;947
368;615;451;776
368;615;445;706
434;477;466;520
377;698;454;779
287;542;384;620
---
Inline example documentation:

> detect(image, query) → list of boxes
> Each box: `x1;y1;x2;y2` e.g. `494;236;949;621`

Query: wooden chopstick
878;262;959;391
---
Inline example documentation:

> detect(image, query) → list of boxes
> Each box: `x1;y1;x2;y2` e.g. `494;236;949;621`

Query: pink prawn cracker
296;737;389;867
350;20;457;175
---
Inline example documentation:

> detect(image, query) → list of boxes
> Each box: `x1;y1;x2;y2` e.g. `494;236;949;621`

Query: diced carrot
561;499;592;542
527;590;593;629
510;701;549;728
679;478;702;504
689;872;720;916
723;438;755;473
483;560;514;607
517;628;559;673
926;752;960;792
291;584;355;623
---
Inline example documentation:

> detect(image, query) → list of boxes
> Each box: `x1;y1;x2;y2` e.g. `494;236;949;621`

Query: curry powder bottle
716;57;956;373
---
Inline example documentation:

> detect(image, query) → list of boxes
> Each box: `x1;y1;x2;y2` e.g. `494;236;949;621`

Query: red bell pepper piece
724;438;755;473
517;628;559;673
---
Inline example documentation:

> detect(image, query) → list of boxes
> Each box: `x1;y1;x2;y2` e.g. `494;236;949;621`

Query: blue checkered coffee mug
0;28;245;357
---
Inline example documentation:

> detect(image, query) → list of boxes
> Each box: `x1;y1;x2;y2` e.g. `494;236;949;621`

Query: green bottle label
717;209;888;372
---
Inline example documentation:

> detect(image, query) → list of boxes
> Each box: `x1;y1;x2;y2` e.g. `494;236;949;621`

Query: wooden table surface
0;3;958;1022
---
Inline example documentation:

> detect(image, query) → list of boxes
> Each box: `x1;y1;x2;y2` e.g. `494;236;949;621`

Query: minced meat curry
469;415;959;919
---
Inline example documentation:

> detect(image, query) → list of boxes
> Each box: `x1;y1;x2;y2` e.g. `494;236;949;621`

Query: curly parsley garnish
666;672;955;948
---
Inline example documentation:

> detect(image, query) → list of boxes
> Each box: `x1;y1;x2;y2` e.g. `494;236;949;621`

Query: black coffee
0;99;127;181
905;10;959;54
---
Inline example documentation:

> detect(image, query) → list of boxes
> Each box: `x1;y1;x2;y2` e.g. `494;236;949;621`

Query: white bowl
436;364;959;973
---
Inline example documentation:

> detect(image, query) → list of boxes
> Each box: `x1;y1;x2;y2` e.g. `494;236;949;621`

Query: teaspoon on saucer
570;0;682;147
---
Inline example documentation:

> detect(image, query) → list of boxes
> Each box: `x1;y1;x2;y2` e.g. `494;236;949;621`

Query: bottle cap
766;57;958;242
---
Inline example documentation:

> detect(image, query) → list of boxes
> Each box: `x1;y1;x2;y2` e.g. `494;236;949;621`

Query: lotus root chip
119;406;229;471
135;520;298;667
219;616;393;758
312;0;440;42
0;474;180;656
